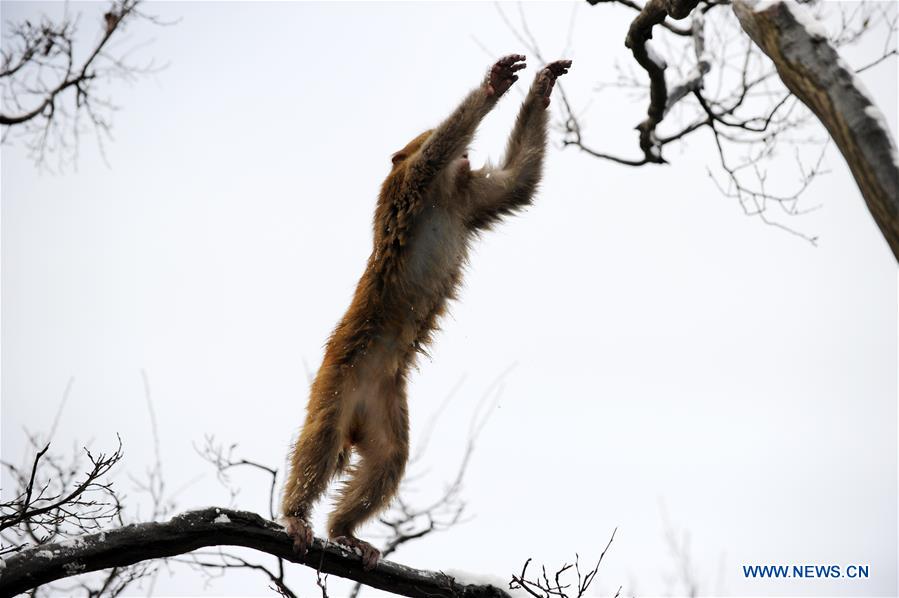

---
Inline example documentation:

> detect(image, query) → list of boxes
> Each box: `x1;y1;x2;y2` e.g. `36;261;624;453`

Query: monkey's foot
334;535;381;570
485;54;527;98
284;516;314;557
535;59;572;108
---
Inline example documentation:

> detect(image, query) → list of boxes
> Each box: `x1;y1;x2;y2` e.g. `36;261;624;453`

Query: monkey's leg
327;396;409;570
328;448;407;569
281;403;345;556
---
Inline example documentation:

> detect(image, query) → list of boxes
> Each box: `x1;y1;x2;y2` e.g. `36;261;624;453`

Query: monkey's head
391;129;471;180
391;130;433;170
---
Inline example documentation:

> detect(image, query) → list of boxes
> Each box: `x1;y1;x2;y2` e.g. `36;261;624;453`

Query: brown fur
281;56;570;566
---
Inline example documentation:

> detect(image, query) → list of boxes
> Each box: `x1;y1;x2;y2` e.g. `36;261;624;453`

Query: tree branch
1;0;172;169
0;508;509;598
733;0;899;259
623;0;702;163
0;2;131;126
587;0;693;36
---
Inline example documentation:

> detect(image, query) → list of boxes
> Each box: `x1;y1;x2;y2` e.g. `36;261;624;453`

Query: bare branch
195;435;280;521
567;0;896;243
0;437;124;536
0;0;172;168
509;529;617;598
734;0;899;258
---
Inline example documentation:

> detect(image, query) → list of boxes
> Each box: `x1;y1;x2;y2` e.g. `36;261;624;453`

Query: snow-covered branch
624;0;702;163
0;507;509;598
734;0;899;259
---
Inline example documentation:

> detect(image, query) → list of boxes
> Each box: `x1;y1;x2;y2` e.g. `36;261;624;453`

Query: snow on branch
1;377;511;597
624;0;702;163
0;507;509;598
556;0;895;244
734;0;899;259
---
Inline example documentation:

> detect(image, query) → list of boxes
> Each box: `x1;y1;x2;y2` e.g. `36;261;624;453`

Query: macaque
282;54;572;569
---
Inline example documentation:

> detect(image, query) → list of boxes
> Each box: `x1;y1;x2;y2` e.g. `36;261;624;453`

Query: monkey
281;54;572;570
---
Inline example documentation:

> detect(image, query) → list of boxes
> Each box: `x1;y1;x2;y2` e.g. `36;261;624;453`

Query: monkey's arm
466;60;572;230
404;55;526;191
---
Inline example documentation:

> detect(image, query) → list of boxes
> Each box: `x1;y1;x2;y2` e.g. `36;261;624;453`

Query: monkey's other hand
533;59;572;108
485;54;526;99
285;516;314;557
334;535;381;570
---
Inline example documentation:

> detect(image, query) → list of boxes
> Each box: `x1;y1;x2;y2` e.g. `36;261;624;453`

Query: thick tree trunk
0;508;509;598
733;0;899;261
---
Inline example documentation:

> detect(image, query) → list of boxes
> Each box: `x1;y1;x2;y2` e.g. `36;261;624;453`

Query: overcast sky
2;1;897;597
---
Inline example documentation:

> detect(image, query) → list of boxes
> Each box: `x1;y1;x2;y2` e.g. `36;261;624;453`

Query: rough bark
734;0;899;260
0;508;509;598
624;0;702;163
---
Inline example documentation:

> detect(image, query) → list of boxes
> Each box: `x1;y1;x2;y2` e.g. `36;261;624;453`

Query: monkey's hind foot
333;535;381;570
284;516;314;557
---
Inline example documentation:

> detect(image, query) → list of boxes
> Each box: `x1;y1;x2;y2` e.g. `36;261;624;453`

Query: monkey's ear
391;152;406;166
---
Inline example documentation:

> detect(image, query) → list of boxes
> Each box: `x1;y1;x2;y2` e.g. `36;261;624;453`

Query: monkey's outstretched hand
485;54;527;99
284;516;314;558
533;59;573;108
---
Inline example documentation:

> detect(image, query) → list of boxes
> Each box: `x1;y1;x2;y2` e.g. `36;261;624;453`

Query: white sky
1;2;896;597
